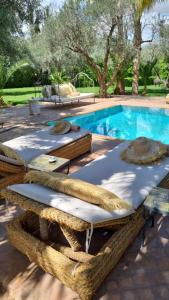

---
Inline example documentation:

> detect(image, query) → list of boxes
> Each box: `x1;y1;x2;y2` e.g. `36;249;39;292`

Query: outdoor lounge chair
0;127;92;193
39;83;95;105
2;141;169;300
3;127;92;162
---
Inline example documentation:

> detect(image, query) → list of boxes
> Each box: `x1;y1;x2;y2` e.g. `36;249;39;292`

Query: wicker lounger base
0;172;25;199
7;208;144;300
1;188;138;232
48;134;92;160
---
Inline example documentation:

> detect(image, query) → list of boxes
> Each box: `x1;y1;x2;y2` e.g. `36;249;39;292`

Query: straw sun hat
50;120;71;135
121;137;167;164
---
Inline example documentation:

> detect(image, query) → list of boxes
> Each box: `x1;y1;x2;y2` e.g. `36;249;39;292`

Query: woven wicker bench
2;182;144;300
6;208;144;300
3;139;169;300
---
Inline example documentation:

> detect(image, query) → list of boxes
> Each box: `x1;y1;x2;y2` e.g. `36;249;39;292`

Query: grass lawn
1;85;168;105
125;85;169;97
79;85;169;97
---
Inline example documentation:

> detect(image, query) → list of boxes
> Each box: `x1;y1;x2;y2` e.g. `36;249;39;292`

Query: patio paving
1;96;169;300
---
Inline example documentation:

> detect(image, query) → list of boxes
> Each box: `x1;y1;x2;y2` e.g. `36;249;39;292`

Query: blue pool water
48;105;169;144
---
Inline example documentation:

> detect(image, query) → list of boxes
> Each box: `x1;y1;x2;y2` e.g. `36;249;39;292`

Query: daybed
0;127;92;192
40;93;96;105
2;141;169;299
3;127;92;162
40;83;95;105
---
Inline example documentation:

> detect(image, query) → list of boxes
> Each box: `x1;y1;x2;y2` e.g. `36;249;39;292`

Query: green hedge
5;63;37;88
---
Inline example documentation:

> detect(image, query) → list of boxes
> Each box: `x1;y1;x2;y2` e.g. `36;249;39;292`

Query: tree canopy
0;0;42;60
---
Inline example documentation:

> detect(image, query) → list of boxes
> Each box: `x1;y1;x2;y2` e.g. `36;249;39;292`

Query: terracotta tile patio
1;96;169;300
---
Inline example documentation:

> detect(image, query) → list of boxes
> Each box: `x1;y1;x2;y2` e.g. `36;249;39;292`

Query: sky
142;1;169;40
43;0;169;12
146;1;169;16
43;0;63;9
144;1;169;23
42;0;169;40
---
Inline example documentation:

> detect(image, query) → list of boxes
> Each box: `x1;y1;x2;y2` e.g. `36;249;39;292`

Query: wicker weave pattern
0;160;25;174
60;225;81;251
49;134;92;159
7;208;144;300
0;172;25;199
53;244;93;263
0;173;25;189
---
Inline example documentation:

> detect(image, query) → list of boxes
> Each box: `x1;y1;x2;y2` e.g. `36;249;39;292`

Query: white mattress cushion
66;93;95;100
8;183;134;224
3;127;90;162
71;141;169;209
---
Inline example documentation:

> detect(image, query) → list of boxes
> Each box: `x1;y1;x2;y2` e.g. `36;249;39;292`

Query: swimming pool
48;105;169;144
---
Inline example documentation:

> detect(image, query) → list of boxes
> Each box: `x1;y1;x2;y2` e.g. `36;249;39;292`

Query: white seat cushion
8;183;134;224
71;141;169;209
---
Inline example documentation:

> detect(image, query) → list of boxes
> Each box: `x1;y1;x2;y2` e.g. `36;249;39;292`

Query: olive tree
140;45;158;94
0;0;42;60
43;0;132;97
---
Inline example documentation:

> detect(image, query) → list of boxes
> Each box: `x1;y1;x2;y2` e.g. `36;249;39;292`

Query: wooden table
28;154;70;174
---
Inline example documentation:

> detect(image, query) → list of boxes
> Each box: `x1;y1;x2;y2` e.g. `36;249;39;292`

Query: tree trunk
0;96;6;107
113;15;126;95
114;78;125;95
142;83;147;95
118;78;125;94
132;47;141;95
166;65;169;88
99;80;108;98
132;15;142;96
80;52;109;98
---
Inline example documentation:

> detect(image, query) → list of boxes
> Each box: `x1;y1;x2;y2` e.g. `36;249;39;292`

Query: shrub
49;70;70;84
5;63;38;88
124;77;133;87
